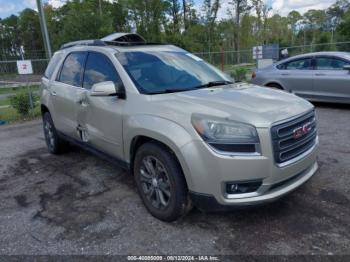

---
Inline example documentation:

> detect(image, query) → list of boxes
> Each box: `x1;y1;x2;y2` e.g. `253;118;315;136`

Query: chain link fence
195;41;350;65
0;58;48;76
1;41;350;81
194;41;350;80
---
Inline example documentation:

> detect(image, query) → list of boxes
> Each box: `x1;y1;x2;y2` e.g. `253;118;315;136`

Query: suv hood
151;83;313;128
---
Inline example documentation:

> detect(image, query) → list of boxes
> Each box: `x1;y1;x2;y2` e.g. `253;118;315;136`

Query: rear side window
83;52;122;90
315;57;350;70
44;52;62;79
282;58;313;70
58;52;86;87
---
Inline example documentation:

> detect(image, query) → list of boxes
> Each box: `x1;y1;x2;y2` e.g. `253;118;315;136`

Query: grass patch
0;98;10;106
222;63;256;82
0;105;41;123
0;85;40;95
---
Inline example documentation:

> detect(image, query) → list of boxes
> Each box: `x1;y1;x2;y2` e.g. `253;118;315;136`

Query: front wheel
43;112;69;154
134;142;191;222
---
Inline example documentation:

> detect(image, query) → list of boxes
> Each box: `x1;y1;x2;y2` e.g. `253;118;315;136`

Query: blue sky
0;0;338;19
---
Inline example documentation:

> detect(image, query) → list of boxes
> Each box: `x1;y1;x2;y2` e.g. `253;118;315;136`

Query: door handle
281;73;290;76
51;90;57;96
315;73;326;76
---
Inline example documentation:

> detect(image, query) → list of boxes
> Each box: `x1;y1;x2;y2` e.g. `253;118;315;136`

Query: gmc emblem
293;122;312;139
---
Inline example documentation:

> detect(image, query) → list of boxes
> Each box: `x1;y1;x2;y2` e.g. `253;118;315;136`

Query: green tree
202;0;221;51
229;0;251;62
56;0;113;47
0;15;21;58
287;11;302;45
18;9;44;56
303;9;327;44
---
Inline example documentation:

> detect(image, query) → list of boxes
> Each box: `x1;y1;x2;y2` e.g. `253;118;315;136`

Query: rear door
313;56;350;102
49;51;87;138
77;51;125;159
276;57;314;96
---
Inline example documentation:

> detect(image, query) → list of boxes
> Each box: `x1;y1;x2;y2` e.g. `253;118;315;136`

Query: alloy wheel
139;156;171;210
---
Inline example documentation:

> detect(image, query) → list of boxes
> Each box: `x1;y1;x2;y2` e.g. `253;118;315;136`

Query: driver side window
315;57;350;70
83;52;123;90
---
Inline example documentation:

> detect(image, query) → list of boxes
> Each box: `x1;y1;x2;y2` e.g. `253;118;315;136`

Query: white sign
252;46;263;60
281;48;289;56
257;59;273;69
16;60;33;75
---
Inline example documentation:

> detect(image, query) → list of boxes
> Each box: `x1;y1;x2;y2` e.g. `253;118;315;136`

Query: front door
77;51;125;160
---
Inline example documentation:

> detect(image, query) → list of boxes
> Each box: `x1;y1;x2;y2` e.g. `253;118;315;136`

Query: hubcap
139;156;171;209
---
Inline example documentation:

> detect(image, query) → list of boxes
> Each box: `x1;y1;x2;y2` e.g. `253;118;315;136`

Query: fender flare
124;115;195;189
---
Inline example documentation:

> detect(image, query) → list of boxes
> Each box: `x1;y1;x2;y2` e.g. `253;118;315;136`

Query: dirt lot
0;103;349;256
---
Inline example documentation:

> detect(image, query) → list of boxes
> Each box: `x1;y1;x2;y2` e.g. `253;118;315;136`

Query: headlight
191;114;260;155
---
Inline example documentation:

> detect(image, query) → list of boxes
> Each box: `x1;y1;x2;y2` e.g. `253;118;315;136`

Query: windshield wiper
147;88;195;95
146;81;233;95
193;80;233;89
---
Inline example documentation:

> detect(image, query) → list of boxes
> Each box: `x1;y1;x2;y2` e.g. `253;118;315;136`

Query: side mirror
343;65;350;71
90;81;125;97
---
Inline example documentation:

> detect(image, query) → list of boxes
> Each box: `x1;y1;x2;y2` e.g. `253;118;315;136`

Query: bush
231;67;249;82
9;91;36;116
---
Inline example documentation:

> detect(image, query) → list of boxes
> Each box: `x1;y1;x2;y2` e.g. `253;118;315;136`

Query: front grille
271;110;317;164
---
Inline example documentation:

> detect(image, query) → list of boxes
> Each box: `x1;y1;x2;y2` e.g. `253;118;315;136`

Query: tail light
252;71;256;79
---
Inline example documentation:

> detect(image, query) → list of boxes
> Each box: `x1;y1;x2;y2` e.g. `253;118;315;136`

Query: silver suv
41;33;319;221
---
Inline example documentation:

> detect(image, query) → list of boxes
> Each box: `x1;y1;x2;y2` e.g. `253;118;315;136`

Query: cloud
23;0;37;10
271;0;336;16
0;0;340;20
196;0;338;20
47;0;65;8
0;0;37;18
0;3;17;14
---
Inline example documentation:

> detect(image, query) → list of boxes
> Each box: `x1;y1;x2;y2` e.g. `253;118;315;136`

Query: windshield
116;51;233;94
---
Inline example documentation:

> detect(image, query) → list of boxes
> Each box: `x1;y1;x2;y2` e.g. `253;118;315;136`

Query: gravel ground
0;103;349;256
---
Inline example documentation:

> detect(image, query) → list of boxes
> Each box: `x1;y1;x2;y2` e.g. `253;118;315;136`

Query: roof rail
60;39;107;50
59;33;164;50
104;41;164;47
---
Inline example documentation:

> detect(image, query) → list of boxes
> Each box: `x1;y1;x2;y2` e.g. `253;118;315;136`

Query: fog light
229;184;239;193
226;181;262;194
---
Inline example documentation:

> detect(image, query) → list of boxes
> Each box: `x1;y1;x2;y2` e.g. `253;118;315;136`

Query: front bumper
180;128;319;208
190;161;318;211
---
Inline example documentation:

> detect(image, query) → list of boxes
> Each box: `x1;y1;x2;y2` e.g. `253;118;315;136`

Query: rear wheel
266;83;283;90
43;112;69;154
134;142;190;221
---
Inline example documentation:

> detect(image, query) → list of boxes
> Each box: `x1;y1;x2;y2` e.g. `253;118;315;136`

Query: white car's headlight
191;114;260;155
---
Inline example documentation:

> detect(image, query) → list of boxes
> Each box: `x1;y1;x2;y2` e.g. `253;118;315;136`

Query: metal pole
20;47;34;112
36;0;52;58
221;46;224;71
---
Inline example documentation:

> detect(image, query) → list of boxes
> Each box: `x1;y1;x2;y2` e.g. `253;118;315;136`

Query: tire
42;112;69;154
133;142;190;222
266;83;283;90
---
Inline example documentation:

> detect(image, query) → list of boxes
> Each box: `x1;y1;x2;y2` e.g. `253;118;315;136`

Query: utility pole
36;0;52;58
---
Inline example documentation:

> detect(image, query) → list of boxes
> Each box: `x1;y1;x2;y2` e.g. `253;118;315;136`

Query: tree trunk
235;1;241;64
183;0;187;30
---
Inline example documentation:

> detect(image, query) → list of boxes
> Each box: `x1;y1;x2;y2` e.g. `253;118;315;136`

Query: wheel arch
125;116;194;189
264;81;285;90
41;104;50;115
